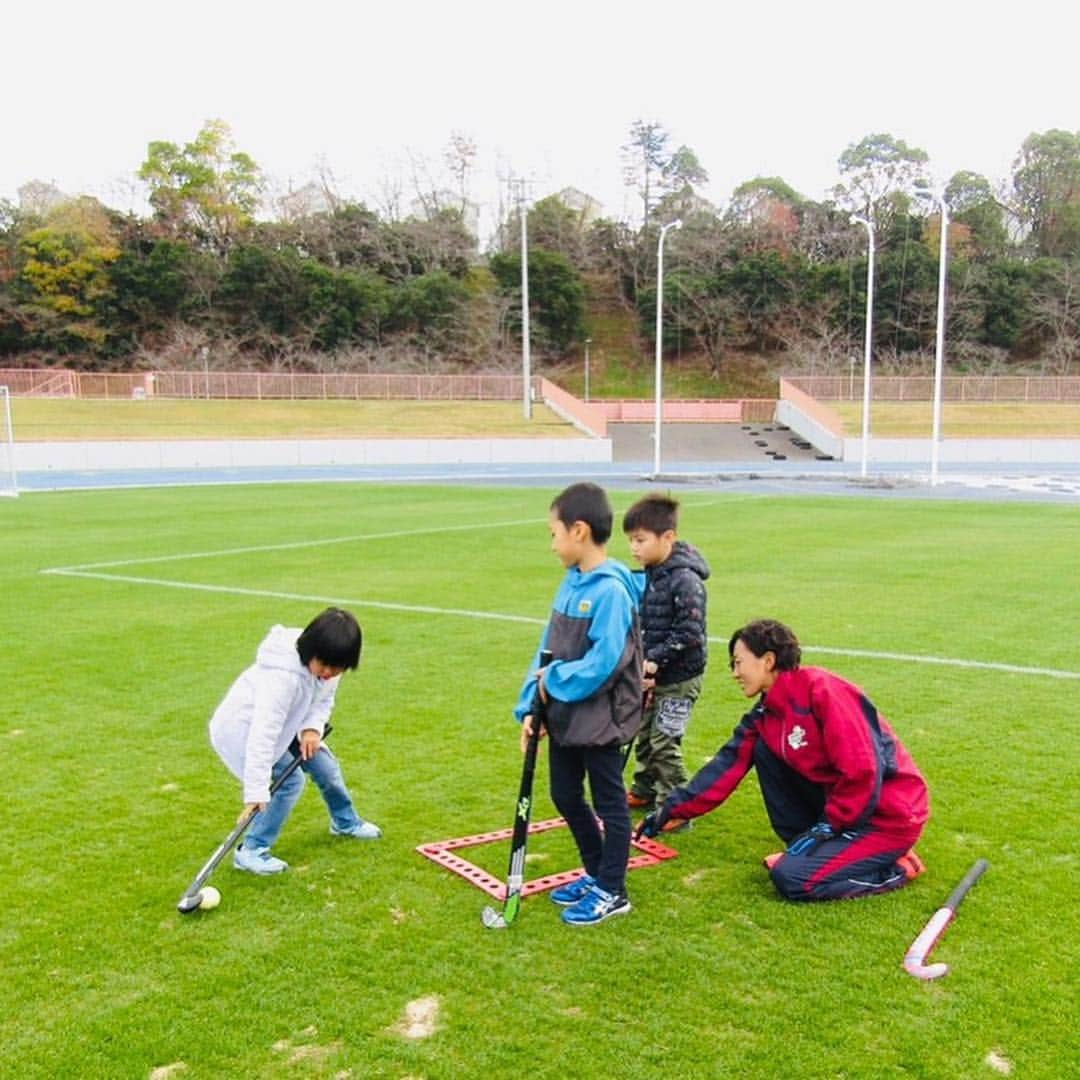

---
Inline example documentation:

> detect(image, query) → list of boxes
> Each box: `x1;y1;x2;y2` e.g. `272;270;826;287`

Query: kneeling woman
641;619;929;901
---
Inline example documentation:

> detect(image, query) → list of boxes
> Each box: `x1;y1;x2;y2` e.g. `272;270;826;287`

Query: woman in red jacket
639;619;929;901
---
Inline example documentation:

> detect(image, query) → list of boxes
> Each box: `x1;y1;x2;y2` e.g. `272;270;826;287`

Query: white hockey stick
903;858;988;979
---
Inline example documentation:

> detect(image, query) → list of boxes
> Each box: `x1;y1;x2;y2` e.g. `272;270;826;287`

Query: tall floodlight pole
851;215;875;478
518;180;532;420
652;219;682;476
930;193;949;485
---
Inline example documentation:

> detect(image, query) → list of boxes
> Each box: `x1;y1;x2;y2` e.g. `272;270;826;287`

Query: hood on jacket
254;625;305;674
566;557;644;604
656;540;710;581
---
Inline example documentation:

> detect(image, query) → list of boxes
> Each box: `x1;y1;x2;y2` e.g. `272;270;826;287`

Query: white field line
42;517;543;573
785;645;1079;680
39;565;1080;682
42;569;548;626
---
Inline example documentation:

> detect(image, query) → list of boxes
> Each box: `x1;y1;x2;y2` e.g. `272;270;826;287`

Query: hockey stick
177;723;332;913
903;857;989;979
482;649;553;929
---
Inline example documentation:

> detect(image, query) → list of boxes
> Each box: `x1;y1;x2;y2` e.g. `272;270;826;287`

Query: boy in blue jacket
514;482;644;926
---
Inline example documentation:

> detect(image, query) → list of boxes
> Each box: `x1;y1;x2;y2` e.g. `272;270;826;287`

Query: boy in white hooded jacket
209;607;381;875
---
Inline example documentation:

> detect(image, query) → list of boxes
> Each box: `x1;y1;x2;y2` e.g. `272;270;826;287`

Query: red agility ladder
416;816;680;901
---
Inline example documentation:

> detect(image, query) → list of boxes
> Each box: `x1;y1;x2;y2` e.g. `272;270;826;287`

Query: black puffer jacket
640;540;710;685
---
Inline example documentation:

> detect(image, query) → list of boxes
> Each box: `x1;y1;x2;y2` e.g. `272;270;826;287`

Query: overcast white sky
4;0;1076;234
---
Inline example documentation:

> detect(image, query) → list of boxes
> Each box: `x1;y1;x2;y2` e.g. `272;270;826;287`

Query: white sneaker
233;845;288;874
330;820;382;840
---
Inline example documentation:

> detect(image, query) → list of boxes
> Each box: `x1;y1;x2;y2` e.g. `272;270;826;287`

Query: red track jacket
664;666;929;835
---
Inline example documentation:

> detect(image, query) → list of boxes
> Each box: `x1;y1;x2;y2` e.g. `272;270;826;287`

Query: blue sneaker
233;845;288;874
330;820;382;840
550;874;596;906
560;884;631;926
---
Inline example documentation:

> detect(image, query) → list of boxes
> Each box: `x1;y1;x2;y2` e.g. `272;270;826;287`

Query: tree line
0;120;1076;378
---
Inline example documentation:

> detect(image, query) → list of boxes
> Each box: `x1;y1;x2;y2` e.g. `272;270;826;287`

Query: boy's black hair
622;493;679;535
728;619;802;672
550;482;613;545
297;607;362;669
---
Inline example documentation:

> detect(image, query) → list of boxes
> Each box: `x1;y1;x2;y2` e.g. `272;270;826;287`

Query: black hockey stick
482;649;553;929
177;723;331;913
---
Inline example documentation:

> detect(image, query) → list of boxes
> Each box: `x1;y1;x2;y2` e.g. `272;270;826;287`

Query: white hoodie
209;625;339;804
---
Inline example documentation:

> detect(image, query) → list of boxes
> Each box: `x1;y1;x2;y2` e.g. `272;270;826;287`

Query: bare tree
1031;260;1079;374
621;120;670;228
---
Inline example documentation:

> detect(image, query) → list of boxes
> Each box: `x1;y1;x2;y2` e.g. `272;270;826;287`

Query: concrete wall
842;437;1080;464
15;437;613;473
778;379;1080;465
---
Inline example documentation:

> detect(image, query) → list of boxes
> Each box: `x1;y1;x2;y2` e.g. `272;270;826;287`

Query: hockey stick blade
903;857;989;979
481;904;510;930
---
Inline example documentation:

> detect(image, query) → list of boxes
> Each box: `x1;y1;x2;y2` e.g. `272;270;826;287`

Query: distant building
655;184;717;222
555;187;603;225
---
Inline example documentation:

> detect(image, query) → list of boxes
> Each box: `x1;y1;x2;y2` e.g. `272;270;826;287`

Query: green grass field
2;483;1076;1079
8;399;577;441
12;394;1079;443
832;401;1080;438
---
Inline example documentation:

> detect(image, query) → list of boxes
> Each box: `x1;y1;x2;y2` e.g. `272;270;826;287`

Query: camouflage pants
628;675;702;807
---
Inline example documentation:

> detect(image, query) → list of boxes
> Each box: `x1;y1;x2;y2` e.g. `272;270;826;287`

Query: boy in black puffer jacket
622;495;710;828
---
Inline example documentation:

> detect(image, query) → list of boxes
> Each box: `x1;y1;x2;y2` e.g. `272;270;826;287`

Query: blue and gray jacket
514;558;644;748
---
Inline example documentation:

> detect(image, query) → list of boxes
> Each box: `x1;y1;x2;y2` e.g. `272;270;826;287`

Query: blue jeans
244;745;362;851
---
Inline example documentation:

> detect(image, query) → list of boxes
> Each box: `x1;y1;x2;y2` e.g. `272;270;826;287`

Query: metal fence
786;375;1080;402
0;369;529;401
594;399;776;422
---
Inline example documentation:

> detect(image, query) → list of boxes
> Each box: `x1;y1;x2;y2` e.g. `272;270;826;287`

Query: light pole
652;219;682;476
851;215;875;478
584;338;592;401
518;180;532;420
930;192;949;486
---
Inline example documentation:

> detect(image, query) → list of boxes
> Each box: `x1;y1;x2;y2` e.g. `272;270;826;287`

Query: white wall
779;396;1080;465
15;437;613;472
842;437;1080;464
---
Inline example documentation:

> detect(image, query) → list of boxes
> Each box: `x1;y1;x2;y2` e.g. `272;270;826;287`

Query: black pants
753;740;918;902
548;739;631;896
752;737;826;842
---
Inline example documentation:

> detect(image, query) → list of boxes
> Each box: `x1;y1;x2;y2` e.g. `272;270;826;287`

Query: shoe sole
562;901;632;926
233;861;287;875
661;820;691;834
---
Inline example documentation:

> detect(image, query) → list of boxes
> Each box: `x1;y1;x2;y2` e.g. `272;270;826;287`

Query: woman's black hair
296;607;362;670
728;619;802;672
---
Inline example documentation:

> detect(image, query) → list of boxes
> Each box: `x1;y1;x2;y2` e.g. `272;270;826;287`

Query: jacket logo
787;724;807;750
578;600;592;614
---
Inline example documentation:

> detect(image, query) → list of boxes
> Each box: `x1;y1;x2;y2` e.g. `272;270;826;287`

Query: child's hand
535;666;550;704
299;729;322;760
240;802;265;822
520;715;546;753
642;659;658;692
